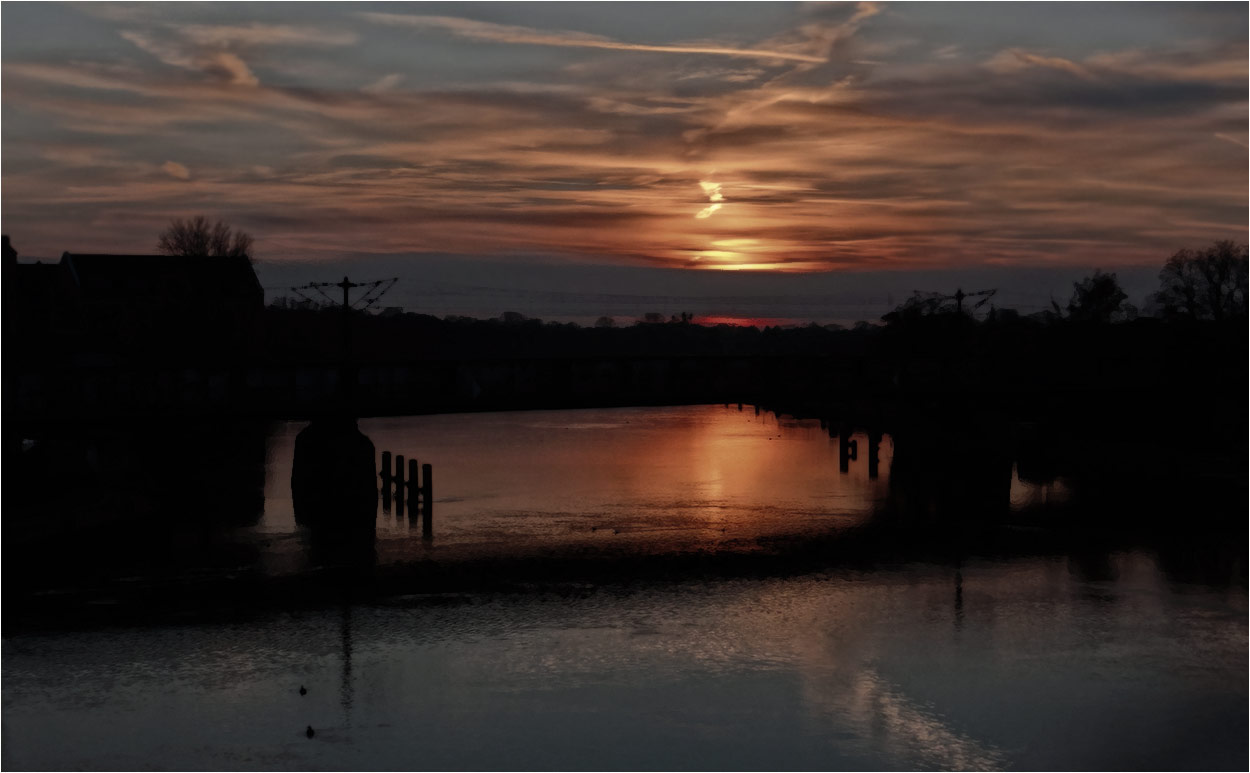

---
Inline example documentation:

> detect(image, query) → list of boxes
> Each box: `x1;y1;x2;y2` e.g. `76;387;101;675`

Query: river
3;405;1246;769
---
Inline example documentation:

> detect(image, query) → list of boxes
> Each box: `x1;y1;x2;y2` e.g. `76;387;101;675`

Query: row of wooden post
379;450;433;537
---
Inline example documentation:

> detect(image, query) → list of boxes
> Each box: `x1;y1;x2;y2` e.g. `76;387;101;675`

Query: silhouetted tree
594;316;616;328
157;216;253;259
881;291;949;324
1149;241;1248;321
1066;270;1130;323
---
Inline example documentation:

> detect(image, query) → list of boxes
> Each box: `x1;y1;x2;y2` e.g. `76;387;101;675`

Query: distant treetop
1066;270;1133;324
157;216;253;259
1149;241;1248;322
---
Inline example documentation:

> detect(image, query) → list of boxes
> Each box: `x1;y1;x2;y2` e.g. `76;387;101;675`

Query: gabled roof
60;253;262;304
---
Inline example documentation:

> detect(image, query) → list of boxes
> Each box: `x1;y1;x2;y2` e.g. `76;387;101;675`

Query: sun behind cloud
696;181;724;219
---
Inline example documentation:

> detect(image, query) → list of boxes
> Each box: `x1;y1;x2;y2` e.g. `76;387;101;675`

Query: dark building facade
57;252;263;356
8;239;266;421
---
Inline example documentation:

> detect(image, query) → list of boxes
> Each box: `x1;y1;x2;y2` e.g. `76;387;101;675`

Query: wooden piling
421;463;433;538
394;454;405;487
867;431;881;479
408;458;418;495
380;451;392;483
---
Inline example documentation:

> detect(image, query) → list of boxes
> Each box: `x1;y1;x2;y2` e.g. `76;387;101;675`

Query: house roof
60;253;262;305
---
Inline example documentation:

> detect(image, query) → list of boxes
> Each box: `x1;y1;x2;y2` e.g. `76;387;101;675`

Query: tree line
885;241;1246;327
156;215;1244;328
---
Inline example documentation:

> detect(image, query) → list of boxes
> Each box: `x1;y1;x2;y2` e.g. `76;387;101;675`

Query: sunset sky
3;2;1246;322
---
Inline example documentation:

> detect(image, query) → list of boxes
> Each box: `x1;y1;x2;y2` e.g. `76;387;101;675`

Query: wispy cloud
984;48;1094;80
363;73;404;94
986;42;1248;85
1;61;152;94
176;23;358;48
1084;46;1248;83
762;1;882;65
161;161;191;180
2;3;1245;273
360;13;828;63
120;30;260;85
117;21;356;86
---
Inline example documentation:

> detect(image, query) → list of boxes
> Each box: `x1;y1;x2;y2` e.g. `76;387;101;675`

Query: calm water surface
258;406;898;570
3;406;1246;770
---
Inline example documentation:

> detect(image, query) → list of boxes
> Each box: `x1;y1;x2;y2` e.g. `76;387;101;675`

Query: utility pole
290;275;398;413
338;276;359;365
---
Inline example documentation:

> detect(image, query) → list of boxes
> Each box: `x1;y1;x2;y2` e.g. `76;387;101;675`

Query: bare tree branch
157;216;253;259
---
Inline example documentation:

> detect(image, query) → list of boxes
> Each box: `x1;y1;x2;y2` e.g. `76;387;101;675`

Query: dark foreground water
4;406;1247;770
4;556;1247;771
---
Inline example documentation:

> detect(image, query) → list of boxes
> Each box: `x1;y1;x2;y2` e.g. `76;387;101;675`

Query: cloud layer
2;2;1245;274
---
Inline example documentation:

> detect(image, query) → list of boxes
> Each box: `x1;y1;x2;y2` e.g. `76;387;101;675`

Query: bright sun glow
696;181;725;219
686;237;810;271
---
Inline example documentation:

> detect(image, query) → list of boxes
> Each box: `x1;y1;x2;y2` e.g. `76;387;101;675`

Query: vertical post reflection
340;602;354;724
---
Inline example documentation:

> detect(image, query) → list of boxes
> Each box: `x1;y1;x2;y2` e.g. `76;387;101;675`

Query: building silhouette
8;238;265;420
